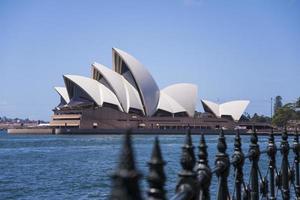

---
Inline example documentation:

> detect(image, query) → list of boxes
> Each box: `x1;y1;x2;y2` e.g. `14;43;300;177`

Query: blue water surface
0;130;296;199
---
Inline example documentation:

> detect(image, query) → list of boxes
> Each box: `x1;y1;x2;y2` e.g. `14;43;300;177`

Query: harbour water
0;130;295;199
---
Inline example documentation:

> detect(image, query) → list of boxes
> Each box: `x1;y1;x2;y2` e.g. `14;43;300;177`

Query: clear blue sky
0;0;299;120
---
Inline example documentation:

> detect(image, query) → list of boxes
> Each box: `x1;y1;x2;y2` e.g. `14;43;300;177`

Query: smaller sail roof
122;79;145;114
157;92;187;114
92;62;144;114
220;100;250;121
162;83;198;117
92;62;128;111
63;75;123;111
54;87;70;103
201;100;250;121
201;100;219;116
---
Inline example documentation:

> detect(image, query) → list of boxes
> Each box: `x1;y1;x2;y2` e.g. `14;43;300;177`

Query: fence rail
109;128;300;200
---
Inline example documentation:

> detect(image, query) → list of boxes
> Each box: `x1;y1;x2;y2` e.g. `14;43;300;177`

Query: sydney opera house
50;48;250;130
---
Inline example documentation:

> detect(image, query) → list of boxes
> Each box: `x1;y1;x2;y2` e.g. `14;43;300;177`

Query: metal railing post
267;128;277;200
173;129;197;200
232;129;244;200
147;137;167;200
110;130;143;200
248;128;260;200
108;127;300;199
196;133;211;200
280;128;290;200
294;128;300;198
215;129;230;200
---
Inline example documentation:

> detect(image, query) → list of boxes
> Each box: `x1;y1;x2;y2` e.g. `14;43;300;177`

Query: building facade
50;48;249;130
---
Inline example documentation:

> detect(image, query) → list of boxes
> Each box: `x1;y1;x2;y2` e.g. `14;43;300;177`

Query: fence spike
180;128;196;172
280;127;290;199
197;133;212;200
234;129;242;152
215;128;230;200
294;128;300;198
110;130;143;200
267;128;277;200
232;129;245;200
175;128;197;199
249;128;260;200
147;137;167;200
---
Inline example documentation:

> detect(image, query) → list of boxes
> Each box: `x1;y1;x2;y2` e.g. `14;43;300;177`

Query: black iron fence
109;128;300;200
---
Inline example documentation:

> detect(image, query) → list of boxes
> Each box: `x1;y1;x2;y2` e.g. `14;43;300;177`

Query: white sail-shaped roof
92;62;128;111
201;100;220;116
157;92;187;114
220;100;250;121
63;75;123;111
112;48;160;116
161;83;198;117
54;47;204;118
92;62;144;114
201;100;250;121
54;87;70;104
123;80;145;114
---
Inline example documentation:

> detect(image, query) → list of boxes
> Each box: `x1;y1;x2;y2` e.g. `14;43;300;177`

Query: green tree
296;97;300;108
252;113;259;121
274;96;283;114
272;105;297;127
272;107;289;127
251;113;271;123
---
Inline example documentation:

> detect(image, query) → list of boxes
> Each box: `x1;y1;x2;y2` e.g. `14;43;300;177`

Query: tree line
272;96;300;127
242;96;300;127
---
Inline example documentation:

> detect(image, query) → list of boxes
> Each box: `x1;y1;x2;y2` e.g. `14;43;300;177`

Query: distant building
50;48;250;130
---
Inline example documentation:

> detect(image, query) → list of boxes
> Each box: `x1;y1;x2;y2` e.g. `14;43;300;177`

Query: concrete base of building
7;128;55;135
7;127;287;135
54;127;243;135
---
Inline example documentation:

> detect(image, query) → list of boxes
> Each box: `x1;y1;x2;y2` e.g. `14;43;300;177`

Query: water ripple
0;131;296;199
